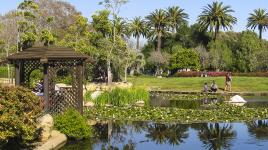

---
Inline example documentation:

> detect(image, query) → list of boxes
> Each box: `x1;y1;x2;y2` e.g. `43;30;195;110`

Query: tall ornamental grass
94;88;149;107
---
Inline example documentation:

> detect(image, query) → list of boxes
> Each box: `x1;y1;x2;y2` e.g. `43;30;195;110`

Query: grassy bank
128;76;268;92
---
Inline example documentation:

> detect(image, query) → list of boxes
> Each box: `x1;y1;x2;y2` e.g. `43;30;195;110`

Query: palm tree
146;9;169;52
197;1;237;40
128;17;148;51
247;8;268;39
166;6;189;34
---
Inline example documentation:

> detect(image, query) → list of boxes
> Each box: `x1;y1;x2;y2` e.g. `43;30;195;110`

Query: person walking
225;72;232;91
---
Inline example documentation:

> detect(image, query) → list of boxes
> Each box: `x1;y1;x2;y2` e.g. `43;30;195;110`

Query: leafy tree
40;16;56;46
99;0;129;84
247;8;268;39
146;9;169;52
147;51;168;75
171;47;200;71
128;17;148;50
208;39;233;71
235;31;261;72
17;0;39;50
166;6;188;34
197;1;237;40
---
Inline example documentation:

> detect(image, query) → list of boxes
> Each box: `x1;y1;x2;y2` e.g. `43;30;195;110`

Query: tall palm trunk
259;26;263;40
136;35;140;51
157;32;162;52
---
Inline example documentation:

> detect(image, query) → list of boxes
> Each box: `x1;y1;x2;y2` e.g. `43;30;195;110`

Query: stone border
34;130;67;150
150;90;268;96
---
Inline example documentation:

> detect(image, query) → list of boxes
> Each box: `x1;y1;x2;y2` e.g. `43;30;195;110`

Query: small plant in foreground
54;109;92;140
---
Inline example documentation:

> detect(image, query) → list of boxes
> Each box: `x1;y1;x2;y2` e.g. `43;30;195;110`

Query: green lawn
128;76;268;92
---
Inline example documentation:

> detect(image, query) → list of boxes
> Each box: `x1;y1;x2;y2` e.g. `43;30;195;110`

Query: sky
1;0;268;39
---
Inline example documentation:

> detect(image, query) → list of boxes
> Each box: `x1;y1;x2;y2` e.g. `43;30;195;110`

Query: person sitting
210;80;218;92
203;83;208;93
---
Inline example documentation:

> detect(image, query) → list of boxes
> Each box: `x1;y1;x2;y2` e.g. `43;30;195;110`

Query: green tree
166;6;188;34
128;17;148;51
208;39;233;71
171;48;200;71
197;1;237;40
146;9;169;52
17;0;39;50
99;0;129;84
247;8;268;40
235;31;261;72
40;16;56;46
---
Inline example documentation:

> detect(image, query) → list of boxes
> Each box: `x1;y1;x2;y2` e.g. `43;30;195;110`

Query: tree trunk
259;28;262;40
107;59;112;85
157;32;162;52
124;64;128;82
136;35;140;51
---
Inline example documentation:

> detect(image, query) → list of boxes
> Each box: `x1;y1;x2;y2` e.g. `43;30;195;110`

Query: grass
128;76;268;92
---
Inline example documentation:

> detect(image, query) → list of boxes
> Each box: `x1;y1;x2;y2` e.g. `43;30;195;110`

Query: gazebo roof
7;47;89;61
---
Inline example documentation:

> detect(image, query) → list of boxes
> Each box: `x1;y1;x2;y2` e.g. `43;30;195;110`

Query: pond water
62;95;268;150
62;120;268;150
150;94;268;109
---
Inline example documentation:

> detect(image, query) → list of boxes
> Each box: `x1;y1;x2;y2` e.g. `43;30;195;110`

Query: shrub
233;72;268;77
54;109;92;140
173;71;201;77
94;88;149;107
0;85;41;148
207;71;226;77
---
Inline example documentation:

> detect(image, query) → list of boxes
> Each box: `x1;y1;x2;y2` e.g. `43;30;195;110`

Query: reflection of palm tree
198;123;236;150
247;120;268;140
146;123;189;145
146;124;168;144
166;124;189;145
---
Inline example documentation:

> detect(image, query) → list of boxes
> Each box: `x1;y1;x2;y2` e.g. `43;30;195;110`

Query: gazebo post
15;61;21;86
77;61;84;114
43;63;49;111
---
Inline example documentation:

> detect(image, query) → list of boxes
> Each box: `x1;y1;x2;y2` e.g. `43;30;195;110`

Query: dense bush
0;85;41;148
233;72;268;77
171;48;200;70
94;88;149;107
54;109;93;140
173;71;202;77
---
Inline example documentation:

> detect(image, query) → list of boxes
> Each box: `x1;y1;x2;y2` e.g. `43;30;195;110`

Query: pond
62;120;268;150
62;94;268;150
150;94;268;109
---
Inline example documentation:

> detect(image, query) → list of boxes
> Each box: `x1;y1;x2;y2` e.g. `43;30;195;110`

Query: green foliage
171;48;200;70
54;109;93;140
94;88;149;107
0;86;41;148
247;8;268;39
197;1;237;40
29;69;42;89
208;39;233;70
17;0;39;50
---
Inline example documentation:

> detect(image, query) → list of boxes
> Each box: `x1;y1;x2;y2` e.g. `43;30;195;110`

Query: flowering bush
173;71;201;77
207;71;227;77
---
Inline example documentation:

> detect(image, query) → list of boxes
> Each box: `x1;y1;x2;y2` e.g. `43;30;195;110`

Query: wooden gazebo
7;47;88;114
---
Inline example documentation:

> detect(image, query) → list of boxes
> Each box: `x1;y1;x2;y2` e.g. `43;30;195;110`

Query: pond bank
150;90;268;96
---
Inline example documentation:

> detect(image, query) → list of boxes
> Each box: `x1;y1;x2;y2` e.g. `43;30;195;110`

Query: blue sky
1;0;268;39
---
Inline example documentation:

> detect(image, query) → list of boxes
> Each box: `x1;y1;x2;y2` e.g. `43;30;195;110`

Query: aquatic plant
85;103;268;123
94;88;149;107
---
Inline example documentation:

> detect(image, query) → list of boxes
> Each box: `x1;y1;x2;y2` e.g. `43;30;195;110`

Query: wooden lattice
8;47;88;114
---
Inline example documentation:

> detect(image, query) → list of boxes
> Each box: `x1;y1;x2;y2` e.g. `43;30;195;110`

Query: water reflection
247;120;268;140
198;123;236;150
145;123;189;145
62;121;268;150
